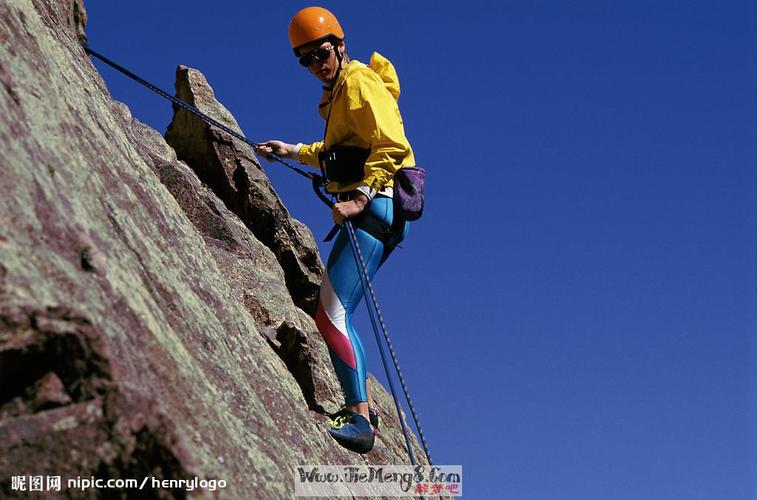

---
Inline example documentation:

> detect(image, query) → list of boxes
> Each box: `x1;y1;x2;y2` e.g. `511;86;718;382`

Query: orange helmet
288;6;345;56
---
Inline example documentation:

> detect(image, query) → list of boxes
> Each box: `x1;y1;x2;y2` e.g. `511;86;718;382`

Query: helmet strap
330;42;344;87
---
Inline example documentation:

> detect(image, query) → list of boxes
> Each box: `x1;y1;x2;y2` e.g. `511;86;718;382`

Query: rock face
164;66;323;316
0;0;428;498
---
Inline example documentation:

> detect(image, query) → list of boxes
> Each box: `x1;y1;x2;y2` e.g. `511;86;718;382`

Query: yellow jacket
297;53;415;194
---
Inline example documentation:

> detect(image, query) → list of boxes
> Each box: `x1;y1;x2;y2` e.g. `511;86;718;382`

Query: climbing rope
83;45;432;466
343;217;433;465
82;45;315;182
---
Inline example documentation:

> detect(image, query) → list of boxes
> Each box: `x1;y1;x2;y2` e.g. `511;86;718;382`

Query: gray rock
0;0;430;497
165;65;323;316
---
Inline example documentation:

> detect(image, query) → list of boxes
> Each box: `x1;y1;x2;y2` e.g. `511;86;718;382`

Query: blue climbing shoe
329;405;380;430
328;412;375;454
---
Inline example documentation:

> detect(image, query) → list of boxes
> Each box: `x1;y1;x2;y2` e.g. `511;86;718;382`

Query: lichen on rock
0;0;429;497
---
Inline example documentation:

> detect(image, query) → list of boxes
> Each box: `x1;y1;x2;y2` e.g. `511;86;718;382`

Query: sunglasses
298;45;335;67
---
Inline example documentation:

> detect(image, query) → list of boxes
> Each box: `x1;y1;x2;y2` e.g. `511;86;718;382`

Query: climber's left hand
332;194;369;225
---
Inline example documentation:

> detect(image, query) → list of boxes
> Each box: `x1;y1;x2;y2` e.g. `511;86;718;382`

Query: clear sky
85;1;756;498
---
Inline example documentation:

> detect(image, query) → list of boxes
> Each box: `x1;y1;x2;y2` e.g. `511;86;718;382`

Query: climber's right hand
257;140;298;161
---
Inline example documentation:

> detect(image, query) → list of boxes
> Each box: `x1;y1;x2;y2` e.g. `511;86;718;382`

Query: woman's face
300;40;344;84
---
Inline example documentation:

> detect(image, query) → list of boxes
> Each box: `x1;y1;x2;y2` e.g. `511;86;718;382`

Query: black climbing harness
318;145;370;183
82;45;432;467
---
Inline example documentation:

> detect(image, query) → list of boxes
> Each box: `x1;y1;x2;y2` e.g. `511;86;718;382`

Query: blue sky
86;1;756;498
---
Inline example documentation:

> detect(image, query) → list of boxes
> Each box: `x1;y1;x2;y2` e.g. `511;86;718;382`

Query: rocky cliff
0;0;427;498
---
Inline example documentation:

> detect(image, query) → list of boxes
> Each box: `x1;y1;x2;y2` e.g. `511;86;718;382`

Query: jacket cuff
297;142;322;167
355;184;377;201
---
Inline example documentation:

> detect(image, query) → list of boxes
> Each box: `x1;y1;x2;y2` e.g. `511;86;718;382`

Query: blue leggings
314;197;408;404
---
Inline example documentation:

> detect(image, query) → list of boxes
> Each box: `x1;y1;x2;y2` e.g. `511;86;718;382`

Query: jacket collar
322;59;364;92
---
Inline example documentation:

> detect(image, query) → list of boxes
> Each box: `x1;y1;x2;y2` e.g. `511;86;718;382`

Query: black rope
343;218;433;466
314;185;432;466
82;44;317;182
343;219;418;462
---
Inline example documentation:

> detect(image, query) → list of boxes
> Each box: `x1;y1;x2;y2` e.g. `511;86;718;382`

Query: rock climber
258;6;415;454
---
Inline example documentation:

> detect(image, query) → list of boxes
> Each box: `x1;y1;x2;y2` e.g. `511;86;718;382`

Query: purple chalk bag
393;167;426;221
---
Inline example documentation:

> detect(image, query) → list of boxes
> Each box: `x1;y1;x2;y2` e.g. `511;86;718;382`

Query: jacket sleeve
346;71;411;191
297;140;324;167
